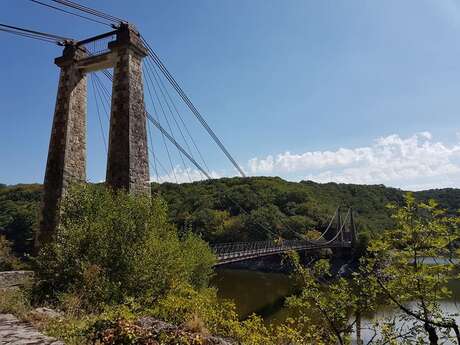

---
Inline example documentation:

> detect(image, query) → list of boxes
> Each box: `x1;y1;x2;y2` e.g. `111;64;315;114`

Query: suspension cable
140;36;246;178
145;57;211;175
142;66;179;183
0;23;71;40
146;118;160;182
322;208;351;245
50;0;124;23
98;68;280;239
0;28;57;44
317;207;339;240
146;58;201;180
27;0;113;27
143;61;191;182
0;23;72;44
145;57;207;179
99;68;179;182
93;72;174;182
90;74;108;153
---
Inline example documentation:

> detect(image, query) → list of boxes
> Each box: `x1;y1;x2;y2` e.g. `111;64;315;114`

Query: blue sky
2;0;460;190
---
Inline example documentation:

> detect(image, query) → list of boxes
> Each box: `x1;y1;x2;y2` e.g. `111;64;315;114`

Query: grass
0;288;31;318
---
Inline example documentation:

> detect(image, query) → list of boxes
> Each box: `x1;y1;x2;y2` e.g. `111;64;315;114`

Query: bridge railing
210;238;347;259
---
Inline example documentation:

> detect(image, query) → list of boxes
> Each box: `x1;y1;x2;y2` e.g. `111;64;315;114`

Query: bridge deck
211;239;351;266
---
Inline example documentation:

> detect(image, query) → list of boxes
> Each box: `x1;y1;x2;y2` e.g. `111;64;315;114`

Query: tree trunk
356;311;362;345
424;323;439;345
451;323;460;344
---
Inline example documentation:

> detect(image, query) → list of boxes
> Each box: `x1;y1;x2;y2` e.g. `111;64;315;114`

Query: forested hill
1;178;460;255
152;177;460;243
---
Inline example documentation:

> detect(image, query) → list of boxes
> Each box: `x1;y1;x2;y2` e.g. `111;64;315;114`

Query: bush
0;235;22;270
0;289;30;317
34;184;216;310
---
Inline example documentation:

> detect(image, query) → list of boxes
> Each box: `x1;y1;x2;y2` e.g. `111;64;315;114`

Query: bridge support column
37;44;88;249
106;24;150;195
337;206;343;243
350;207;358;247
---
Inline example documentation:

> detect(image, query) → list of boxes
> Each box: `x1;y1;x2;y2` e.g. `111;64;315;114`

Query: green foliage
365;193;460;343
0;184;40;256
278;193;460;344
0;235;22;270
34;184;216;310
284;254;375;345
153;177;460;244
4;179;460;343
2;178;460;255
0;288;31;317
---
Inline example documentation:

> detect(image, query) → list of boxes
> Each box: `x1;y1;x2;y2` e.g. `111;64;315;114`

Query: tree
35;184;216;310
365;193;460;344
285;254;376;345
284;193;460;344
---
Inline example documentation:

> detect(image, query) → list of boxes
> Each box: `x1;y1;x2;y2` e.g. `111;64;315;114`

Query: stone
136;317;235;345
0;314;64;345
30;309;62;320
0;271;34;290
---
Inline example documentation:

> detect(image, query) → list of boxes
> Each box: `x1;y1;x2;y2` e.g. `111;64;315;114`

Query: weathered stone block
0;271;34;289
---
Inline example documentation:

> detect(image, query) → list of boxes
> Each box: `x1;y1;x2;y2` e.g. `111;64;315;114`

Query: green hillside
1;178;460;256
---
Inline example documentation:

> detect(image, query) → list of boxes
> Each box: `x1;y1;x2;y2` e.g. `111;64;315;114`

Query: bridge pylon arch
36;23;150;250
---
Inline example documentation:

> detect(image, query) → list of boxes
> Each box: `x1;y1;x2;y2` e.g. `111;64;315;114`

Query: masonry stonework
106;25;150;195
37;45;87;249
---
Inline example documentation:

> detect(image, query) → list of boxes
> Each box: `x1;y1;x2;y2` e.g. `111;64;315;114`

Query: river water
212;268;460;343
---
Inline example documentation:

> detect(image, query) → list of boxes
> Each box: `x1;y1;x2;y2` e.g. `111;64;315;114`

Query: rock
31;308;63;319
0;271;34;290
0;313;64;344
136;317;235;345
136;317;177;333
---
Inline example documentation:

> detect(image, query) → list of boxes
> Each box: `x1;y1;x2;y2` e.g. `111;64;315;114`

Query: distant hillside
1;178;460;255
153;177;460;243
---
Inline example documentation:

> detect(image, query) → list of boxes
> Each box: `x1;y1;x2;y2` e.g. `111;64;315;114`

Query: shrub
0;235;22;270
0;288;30;317
34;184;216;310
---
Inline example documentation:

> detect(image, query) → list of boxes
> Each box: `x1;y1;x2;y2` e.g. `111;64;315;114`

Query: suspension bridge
212;206;357;265
0;0;358;263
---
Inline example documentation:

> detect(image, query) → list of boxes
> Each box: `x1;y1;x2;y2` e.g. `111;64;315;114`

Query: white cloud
153;166;221;184
248;132;460;190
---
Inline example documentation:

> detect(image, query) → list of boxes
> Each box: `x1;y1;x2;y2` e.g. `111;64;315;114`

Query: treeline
2;177;460;255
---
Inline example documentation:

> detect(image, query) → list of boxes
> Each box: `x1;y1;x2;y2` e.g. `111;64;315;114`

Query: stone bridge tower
36;23;150;249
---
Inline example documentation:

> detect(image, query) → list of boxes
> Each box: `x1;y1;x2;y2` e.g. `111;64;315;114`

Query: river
212;267;460;343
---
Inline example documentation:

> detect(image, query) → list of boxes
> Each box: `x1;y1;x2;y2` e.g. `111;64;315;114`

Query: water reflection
212;268;296;320
212;268;460;343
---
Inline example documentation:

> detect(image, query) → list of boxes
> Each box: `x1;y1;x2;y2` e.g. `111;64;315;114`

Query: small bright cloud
153;166;221;184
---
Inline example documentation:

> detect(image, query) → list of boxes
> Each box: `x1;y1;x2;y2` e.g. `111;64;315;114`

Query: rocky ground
0;271;235;345
0;314;63;345
1;271;61;345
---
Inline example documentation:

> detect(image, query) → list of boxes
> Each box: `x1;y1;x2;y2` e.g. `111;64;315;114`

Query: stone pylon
106;24;150;195
37;24;150;251
37;44;88;249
